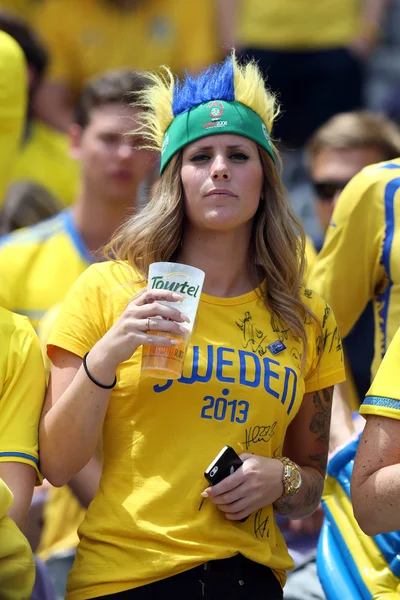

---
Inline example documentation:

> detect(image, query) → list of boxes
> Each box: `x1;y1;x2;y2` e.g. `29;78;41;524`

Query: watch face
290;467;302;489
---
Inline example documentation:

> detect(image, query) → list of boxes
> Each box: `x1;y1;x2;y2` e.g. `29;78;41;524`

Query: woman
351;326;400;536
39;54;345;599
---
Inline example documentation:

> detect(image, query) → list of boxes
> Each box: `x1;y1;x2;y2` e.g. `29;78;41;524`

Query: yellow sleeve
303;290;346;393
37;303;63;378
0;32;26;207
0;316;45;480
47;263;126;360
360;327;400;420
309;170;384;339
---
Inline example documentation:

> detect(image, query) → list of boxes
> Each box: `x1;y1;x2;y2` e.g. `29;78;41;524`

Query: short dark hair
75;69;151;128
0;9;48;84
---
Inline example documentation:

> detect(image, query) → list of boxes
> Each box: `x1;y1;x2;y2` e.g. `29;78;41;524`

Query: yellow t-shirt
360;326;400;420
0;479;35;600
0;31;26;207
10;120;79;207
237;0;360;49
0;210;92;329
36;0;219;100
310;159;400;379
0;306;45;479
47;261;345;599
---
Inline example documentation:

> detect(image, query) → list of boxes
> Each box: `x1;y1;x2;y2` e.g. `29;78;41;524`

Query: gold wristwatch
276;457;302;499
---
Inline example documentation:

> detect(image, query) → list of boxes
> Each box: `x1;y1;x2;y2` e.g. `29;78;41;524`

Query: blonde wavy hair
105;54;322;370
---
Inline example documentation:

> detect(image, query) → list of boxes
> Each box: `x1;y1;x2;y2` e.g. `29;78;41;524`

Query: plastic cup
141;262;205;379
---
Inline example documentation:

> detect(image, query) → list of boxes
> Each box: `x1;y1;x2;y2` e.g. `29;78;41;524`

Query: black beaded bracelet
83;352;117;389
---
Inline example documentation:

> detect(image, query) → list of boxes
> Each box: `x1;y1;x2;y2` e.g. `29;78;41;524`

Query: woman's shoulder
300;285;336;328
78;260;145;294
300;285;327;310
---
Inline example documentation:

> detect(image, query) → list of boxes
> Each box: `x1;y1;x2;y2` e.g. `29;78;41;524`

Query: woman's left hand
202;453;284;521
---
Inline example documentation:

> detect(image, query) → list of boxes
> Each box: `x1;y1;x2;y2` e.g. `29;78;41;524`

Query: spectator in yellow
0;306;46;599
33;0;220;131
0;30;26;205
0;69;157;330
310;131;400;451
309;110;400;405
0;10;79;209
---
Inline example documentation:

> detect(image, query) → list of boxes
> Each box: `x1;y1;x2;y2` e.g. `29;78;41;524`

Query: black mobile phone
204;446;248;522
204;445;243;485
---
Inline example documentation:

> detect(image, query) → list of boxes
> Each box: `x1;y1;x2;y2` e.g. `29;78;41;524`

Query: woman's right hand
91;288;190;371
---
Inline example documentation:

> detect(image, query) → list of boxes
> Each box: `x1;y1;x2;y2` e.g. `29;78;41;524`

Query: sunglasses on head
312;180;350;201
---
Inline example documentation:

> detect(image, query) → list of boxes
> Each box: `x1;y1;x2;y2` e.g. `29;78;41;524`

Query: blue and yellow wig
136;53;279;173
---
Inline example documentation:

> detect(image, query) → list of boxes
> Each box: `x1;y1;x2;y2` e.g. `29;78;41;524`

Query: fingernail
172;293;184;301
170;340;181;345
179;325;190;334
180;313;190;323
201;490;209;498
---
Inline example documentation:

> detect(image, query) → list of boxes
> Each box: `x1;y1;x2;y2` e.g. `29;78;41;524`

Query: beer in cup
141;262;205;379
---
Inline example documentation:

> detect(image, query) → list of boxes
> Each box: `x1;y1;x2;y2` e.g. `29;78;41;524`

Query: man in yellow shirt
310;159;400;384
0;10;79;209
309;156;400;475
33;0;220;131
308;111;400;399
0;68;156;329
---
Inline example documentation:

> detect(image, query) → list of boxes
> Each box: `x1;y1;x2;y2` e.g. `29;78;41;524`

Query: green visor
160;99;275;173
